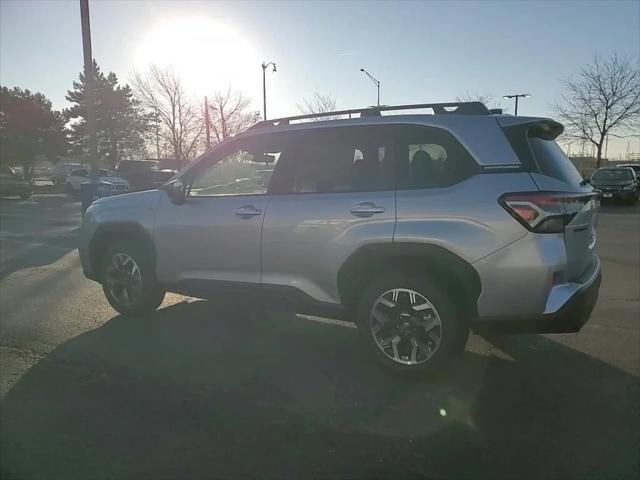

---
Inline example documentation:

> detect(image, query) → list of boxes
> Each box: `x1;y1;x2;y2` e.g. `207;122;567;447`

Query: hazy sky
1;0;638;155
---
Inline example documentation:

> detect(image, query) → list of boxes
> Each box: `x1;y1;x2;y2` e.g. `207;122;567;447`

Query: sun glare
135;17;261;100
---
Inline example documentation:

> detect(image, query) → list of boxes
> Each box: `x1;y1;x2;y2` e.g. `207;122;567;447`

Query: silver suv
80;102;602;374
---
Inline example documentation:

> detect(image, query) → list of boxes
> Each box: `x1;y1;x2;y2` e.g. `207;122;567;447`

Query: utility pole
154;109;160;159
80;0;97;173
204;96;211;149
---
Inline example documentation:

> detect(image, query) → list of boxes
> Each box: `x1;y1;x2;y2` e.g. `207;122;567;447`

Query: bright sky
1;0;638;155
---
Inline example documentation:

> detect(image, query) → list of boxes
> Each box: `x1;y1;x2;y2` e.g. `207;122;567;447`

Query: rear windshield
592;169;634;181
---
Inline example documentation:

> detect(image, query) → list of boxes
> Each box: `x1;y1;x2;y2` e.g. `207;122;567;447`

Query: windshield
592;169;634;181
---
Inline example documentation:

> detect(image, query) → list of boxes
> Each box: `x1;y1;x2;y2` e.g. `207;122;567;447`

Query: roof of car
241;113;558;167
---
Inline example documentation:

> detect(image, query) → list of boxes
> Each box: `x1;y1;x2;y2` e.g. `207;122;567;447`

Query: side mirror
166;179;186;205
580;178;591;186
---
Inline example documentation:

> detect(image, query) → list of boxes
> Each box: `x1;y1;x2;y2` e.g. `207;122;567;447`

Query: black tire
100;239;165;316
355;270;469;375
19;191;32;199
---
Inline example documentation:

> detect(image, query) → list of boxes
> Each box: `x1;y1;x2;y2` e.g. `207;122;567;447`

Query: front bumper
474;259;602;334
598;190;637;201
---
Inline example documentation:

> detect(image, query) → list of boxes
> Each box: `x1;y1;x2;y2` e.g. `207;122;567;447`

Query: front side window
189;140;281;197
395;125;478;189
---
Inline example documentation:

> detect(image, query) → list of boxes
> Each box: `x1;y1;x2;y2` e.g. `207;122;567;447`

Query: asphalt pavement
0;194;638;480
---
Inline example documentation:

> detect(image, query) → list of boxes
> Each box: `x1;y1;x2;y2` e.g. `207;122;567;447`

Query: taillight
499;192;595;233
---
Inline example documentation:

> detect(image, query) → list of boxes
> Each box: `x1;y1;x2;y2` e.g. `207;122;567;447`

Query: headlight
622;184;636;191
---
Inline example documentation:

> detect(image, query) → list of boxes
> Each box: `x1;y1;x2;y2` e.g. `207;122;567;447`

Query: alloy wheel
105;252;142;307
369;288;443;365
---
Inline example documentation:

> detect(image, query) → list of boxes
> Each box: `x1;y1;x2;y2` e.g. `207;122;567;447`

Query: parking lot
0;194;638;479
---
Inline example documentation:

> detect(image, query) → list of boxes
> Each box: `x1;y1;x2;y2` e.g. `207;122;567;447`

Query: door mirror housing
166;179;186;205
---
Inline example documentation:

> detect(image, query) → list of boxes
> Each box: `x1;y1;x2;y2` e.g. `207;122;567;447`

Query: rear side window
504;124;584;186
273;126;395;194
529;136;584;186
394;125;479;190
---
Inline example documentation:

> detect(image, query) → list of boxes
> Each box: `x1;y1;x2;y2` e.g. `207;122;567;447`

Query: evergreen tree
66;61;147;167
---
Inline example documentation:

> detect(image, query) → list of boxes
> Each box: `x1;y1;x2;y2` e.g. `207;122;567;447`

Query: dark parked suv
589;167;638;204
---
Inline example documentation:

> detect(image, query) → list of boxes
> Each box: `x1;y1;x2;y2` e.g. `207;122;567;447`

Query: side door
153;136;281;289
260;125;397;306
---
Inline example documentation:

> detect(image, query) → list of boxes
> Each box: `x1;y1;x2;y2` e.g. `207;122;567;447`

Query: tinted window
70;169;88;177
189;139;280;197
394;125;478;189
98;169;114;177
529;136;584;186
276;126;394;194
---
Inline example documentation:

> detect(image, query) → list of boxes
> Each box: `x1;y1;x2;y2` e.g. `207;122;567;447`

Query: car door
260;125;397;306
153;136;281;291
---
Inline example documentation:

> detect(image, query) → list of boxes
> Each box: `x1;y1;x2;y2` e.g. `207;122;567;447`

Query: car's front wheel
356;271;468;375
101;239;165;316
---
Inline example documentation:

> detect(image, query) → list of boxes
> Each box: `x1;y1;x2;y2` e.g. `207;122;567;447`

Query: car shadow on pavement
1;300;638;480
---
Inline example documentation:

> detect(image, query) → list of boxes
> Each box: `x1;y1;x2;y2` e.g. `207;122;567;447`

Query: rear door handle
235;205;262;218
350;202;385;217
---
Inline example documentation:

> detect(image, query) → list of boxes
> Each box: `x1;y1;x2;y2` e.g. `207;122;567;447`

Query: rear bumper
474;259;601;334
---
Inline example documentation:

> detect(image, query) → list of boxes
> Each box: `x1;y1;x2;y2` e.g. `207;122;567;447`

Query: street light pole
503;93;531;116
79;0;97;173
261;61;276;120
360;68;380;107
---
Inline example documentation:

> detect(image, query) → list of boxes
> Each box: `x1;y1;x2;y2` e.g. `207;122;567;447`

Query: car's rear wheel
101;239;165;316
355;271;468;375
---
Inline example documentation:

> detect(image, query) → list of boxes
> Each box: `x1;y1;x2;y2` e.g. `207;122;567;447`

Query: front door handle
350;202;386;217
235;205;262;218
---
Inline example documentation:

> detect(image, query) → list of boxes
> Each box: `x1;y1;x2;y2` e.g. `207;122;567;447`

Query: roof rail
249;101;491;130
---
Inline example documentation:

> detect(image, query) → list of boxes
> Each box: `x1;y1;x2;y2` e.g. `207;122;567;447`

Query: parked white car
66;168;130;195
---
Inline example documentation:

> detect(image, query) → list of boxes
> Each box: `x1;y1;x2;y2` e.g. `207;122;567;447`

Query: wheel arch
88;222;156;281
337;243;481;318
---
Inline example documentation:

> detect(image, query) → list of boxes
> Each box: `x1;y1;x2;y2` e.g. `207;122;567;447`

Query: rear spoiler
496;116;564;140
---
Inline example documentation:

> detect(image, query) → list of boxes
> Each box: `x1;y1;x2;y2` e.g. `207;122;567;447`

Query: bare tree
456;92;503;110
297;92;340;120
553;54;639;168
206;88;260;144
131;65;203;168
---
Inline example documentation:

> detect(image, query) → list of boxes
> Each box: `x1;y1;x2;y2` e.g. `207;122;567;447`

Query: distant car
51;163;84;184
65;168;130;196
151;169;177;187
116;160;162;191
0;166;32;199
589;167;638;204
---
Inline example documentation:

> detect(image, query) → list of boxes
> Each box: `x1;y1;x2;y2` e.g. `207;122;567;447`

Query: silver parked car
79;102;602;374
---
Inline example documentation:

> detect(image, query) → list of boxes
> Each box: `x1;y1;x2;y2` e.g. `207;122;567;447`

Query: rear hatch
501;119;599;281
